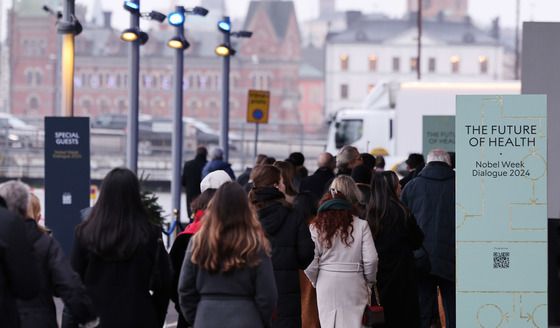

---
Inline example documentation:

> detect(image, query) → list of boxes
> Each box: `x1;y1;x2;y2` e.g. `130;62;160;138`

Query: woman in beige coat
305;191;378;328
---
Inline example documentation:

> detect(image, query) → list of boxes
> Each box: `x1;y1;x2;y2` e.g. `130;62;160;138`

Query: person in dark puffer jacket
249;165;314;328
0;181;98;328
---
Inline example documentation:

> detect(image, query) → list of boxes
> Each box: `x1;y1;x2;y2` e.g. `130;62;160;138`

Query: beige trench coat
305;217;378;328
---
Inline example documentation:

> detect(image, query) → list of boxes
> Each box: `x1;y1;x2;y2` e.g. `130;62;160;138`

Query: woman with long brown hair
305;191;378;327
178;182;278;328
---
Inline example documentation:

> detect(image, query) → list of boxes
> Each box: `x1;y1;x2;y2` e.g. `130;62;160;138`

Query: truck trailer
326;81;521;161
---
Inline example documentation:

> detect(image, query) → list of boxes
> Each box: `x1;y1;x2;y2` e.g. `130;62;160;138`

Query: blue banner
44;117;90;255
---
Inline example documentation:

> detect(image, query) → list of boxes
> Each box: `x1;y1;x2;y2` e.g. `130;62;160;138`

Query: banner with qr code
456;95;547;327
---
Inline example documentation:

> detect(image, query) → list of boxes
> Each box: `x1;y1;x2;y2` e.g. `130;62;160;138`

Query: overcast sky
79;0;559;30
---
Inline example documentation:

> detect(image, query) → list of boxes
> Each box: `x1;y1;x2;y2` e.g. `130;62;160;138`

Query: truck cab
326;108;395;155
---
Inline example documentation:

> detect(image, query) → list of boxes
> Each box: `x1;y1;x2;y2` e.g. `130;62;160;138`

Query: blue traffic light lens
123;1;139;11
218;20;231;32
168;12;185;26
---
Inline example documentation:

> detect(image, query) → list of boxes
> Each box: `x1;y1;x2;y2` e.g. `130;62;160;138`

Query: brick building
7;0;307;130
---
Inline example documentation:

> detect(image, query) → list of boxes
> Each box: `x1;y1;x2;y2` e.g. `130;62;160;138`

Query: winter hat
200;170;232;192
351;164;372;185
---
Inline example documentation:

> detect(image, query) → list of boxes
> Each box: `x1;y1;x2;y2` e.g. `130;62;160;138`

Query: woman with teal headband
305;191;378;327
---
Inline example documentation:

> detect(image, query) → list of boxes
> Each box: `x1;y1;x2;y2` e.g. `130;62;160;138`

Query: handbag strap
372;284;382;306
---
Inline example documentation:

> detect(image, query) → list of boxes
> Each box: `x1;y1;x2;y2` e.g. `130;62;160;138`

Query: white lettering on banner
55;132;80;145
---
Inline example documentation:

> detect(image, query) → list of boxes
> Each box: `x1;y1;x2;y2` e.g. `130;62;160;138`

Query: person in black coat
249;165;315;328
399;153;425;188
178;182;277;328
299;152;335;204
401;149;455;328
351;164;373;218
367;172;423;328
0;181;98;328
71;168;172;327
182;146;208;216
0;197;40;328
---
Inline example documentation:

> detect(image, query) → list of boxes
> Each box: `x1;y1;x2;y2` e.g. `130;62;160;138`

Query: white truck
326;81;521;162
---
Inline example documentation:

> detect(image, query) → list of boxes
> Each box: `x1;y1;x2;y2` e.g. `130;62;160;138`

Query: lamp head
139;31;149;45
167;36;190;50
192;6;209;17
215;44;235;57
168;11;185;26
217;17;231;33
234;30;253;38
57;15;83;36
123;1;140;13
120;28;139;42
148;11;167;23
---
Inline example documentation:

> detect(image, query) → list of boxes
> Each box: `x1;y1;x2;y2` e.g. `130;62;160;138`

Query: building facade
325;13;505;115
7;0;305;131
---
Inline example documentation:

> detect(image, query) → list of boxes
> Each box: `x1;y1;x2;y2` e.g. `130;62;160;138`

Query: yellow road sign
247;90;270;124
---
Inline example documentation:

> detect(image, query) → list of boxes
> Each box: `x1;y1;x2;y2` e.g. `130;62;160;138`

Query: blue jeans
417;275;455;328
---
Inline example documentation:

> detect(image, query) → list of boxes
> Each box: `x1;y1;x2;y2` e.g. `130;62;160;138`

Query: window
410;57;418;72
428;57;436;73
335;119;363;149
117;99;127;112
392;57;400;72
28;96;39;111
450;56;460;73
99;98;110;111
26;70;34;85
81;98;92;111
340;54;349;71
368;55;377;72
340;84;349;99
479;56;488;74
90;75;100;88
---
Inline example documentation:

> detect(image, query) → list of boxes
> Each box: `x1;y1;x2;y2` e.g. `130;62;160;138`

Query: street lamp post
216;17;252;163
220;17;231;162
124;0;140;173
121;1;166;173
56;0;82;117
167;6;208;232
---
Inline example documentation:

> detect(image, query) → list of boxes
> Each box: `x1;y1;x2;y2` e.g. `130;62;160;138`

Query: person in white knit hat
170;170;232;328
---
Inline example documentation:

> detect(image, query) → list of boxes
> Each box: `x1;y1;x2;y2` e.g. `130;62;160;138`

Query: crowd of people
0;145;456;328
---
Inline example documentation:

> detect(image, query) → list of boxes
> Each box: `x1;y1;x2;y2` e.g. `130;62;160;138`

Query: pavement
55;298;180;326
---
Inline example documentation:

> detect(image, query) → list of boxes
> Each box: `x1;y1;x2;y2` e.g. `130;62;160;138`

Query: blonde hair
28;193;41;221
329;175;361;206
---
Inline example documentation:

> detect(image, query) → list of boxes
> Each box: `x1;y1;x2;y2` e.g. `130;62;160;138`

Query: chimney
103;11;112;29
345;11;362;28
491;17;500;40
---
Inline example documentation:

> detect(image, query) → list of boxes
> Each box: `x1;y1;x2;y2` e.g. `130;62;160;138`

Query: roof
301;45;324;73
244;1;297;40
327;16;499;46
299;63;323;79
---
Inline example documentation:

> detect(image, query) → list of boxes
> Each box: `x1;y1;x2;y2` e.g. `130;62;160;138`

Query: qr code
493;252;510;269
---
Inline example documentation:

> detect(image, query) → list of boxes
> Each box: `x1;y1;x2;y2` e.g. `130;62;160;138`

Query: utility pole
514;0;520;80
417;0;422;81
59;0;77;116
126;0;140;173
167;5;207;232
219;16;231;162
216;17;252;163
